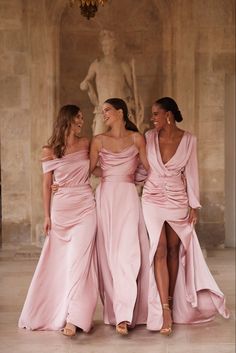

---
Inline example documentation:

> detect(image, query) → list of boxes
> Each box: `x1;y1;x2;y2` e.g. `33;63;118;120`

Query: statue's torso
95;58;129;102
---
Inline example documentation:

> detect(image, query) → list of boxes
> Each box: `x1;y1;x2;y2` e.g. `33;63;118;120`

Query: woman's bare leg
166;222;181;306
154;222;172;331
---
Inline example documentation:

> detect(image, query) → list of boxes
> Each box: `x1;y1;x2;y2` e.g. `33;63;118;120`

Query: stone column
225;74;235;247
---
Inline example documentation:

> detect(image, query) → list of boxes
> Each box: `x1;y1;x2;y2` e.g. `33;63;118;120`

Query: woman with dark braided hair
90;98;150;335
19;105;98;337
141;97;229;335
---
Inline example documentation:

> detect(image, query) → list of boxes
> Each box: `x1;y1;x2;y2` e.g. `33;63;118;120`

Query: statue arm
80;60;97;90
80;60;99;106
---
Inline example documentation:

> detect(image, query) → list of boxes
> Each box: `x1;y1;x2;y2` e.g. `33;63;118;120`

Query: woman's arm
184;136;201;224
89;136;102;175
42;147;53;235
43;172;53;235
134;132;150;172
185;136;201;208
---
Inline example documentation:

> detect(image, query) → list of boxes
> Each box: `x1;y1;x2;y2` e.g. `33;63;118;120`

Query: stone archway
59;0;173;137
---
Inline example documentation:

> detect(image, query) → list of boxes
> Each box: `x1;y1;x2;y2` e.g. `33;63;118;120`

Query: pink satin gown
96;144;149;327
141;129;229;331
18;149;98;332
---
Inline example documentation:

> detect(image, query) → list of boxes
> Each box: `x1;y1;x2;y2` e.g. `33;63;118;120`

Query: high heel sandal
160;304;172;336
62;322;76;337
116;321;128;336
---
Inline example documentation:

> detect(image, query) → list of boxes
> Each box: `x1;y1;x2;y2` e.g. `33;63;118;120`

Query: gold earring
167;117;171;125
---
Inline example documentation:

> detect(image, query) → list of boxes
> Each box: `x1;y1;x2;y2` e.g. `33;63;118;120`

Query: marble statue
80;30;146;135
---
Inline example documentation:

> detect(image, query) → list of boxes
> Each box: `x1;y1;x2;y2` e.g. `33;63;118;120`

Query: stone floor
0;247;235;353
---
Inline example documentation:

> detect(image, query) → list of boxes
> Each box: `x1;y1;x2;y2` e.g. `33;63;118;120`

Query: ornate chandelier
69;0;108;20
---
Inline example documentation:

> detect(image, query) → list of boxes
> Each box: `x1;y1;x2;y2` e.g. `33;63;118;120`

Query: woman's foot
160;304;172;336
116;321;128;336
62;322;76;337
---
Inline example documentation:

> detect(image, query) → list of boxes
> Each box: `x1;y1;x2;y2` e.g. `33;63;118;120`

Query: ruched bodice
42;150;90;187
42;148;95;241
143;129;201;209
141;129;229;330
19;147;98;332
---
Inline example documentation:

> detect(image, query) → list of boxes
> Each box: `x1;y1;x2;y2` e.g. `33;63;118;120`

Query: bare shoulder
132;132;145;145
41;145;54;160
91;134;103;149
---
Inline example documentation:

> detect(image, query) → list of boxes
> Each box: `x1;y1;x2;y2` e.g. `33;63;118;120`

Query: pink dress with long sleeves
141;129;229;331
95;144;149;326
18;149;98;332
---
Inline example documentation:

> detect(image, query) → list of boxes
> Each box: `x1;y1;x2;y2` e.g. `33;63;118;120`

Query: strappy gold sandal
116;321;128;336
160;304;172;336
62;322;76;337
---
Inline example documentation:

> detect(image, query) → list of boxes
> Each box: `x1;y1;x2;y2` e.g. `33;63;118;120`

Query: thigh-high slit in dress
141;129;229;331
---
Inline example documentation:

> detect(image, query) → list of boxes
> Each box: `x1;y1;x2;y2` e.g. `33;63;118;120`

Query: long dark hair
104;98;139;132
47;104;80;158
155;97;183;122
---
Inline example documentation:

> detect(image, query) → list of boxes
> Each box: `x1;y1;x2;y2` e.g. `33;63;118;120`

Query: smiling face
151;104;169;131
70;111;84;137
102;103;122;127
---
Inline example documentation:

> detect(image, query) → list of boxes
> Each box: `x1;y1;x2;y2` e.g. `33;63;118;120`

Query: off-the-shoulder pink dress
142;129;229;331
96;144;149;327
18;149;98;332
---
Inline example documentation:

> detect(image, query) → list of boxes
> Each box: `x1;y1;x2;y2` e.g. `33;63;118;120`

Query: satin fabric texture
96;144;149;327
18;150;98;332
141;129;229;331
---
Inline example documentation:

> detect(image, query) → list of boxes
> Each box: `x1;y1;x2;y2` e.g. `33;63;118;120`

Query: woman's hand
51;183;59;193
92;166;102;177
44;217;51;236
80;80;89;91
188;208;198;225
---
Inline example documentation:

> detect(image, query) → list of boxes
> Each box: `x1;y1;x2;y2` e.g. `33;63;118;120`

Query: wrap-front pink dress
141;129;229;331
18;149;98;332
96;144;149;326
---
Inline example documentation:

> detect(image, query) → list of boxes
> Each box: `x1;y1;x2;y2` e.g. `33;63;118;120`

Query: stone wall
0;0;31;245
0;0;235;248
0;0;59;247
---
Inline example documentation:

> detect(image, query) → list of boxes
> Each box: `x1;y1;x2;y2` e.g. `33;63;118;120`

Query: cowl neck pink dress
142;129;229;330
96;144;149;327
18;149;98;332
